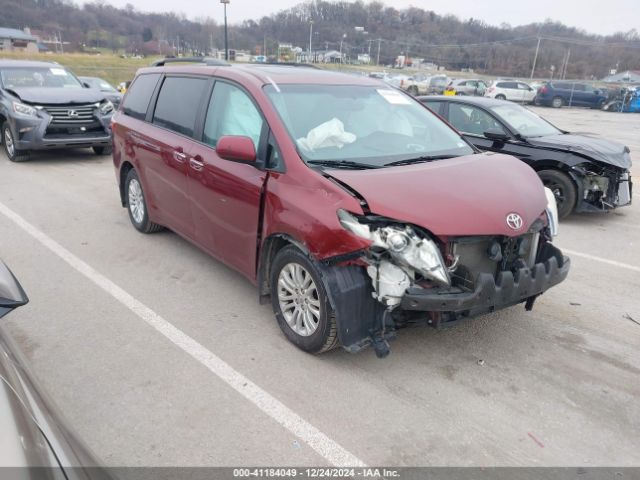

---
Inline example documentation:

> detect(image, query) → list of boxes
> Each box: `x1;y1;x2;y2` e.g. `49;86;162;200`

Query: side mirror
484;129;509;142
0;261;29;319
216;135;257;163
83;82;92;88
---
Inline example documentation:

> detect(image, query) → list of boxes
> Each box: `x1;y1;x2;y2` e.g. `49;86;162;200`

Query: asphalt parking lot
0;106;639;468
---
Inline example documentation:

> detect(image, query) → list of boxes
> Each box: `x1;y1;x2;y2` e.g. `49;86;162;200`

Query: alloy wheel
277;263;321;337
4;128;15;157
128;178;145;224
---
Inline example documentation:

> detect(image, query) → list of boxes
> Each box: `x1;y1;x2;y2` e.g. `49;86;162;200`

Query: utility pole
220;0;230;61
530;36;541;79
376;38;382;66
308;20;313;63
562;49;571;79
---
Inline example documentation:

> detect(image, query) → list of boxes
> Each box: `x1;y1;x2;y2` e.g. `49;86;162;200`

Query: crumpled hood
328;153;547;238
528;133;632;170
7;87;106;105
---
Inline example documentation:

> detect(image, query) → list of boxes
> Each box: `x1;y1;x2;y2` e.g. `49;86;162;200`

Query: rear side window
152;76;208;137
497;82;517;89
122;74;160;120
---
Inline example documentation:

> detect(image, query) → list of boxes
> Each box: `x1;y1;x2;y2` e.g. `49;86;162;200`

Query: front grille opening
43;104;97;125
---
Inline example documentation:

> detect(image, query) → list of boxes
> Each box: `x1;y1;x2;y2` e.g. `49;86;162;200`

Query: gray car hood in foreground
527;133;632;169
7;86;106;105
0;326;110;479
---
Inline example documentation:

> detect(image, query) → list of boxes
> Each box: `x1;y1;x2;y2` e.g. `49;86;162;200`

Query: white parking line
562;248;640;273
0;201;366;468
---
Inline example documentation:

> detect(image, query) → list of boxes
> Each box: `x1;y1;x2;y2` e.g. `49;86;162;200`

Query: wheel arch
119;160;135;207
257;233;310;304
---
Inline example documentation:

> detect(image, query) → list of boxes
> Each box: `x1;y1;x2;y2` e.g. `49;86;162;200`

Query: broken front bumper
400;245;570;318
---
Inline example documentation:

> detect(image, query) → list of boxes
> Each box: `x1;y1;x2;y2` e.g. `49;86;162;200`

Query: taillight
540;86;548;94
487;87;495;93
400;79;405;87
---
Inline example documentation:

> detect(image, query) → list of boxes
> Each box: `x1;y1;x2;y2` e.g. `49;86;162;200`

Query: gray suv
0;60;113;162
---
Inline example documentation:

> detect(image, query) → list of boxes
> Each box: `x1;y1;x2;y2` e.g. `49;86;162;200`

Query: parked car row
387;70;621;111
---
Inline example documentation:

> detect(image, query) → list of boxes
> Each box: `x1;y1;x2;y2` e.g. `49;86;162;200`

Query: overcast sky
100;0;638;36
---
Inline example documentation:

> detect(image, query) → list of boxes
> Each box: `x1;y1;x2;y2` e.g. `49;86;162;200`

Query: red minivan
111;61;569;357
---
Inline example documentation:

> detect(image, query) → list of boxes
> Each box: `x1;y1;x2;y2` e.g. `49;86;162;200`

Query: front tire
124;168;164;233
495;94;506;100
408;86;418;96
270;246;338;354
2;122;30;162
538;169;577;219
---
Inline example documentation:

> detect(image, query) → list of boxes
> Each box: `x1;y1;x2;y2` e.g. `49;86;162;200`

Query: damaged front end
330;193;570;357
572;161;633;212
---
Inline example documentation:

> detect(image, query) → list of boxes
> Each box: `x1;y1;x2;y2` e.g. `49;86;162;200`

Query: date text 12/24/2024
233;468;400;478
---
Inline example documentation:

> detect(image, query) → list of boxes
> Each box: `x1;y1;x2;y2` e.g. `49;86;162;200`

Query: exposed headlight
544;187;559;237
99;100;114;115
12;102;37;116
337;209;450;286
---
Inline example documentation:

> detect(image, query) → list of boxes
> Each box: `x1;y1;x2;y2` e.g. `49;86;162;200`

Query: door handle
189;157;204;172
173;151;187;163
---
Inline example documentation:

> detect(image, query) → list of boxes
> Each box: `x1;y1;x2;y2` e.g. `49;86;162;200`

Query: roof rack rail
151;57;231;67
250;62;320;69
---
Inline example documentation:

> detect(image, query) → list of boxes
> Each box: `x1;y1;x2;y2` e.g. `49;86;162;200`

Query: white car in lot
485;80;537;103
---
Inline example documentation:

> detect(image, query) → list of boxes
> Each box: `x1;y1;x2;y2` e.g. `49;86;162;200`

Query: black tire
495;94;506;100
551;96;564;108
124;168;164;233
93;145;113;155
2;122;30;162
270;245;339;354
538;169;577;219
408;86;419;96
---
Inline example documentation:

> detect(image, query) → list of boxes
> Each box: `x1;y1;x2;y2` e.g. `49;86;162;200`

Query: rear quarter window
152;76;209;137
122;73;160;121
497;82;517;89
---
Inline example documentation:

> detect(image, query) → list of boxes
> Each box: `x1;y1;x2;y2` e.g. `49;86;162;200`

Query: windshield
491;104;561;138
265;84;473;167
85;77;117;92
0;67;83;89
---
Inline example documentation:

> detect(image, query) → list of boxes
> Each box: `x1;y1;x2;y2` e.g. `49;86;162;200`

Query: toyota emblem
506;213;523;230
67;109;79;118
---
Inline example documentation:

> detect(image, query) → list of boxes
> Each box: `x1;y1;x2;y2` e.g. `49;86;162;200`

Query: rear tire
124;168;164;233
270;245;339;354
538;169;576;219
2;122;30;162
93;145;113;155
495;94;506;100
552;96;564;108
408;85;419;96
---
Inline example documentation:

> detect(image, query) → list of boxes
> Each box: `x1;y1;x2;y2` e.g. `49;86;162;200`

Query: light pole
308;20;313;63
220;0;230;61
339;33;346;64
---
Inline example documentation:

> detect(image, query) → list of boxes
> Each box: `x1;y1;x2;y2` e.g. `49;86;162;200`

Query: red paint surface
328;154;547;238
